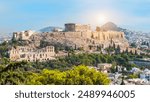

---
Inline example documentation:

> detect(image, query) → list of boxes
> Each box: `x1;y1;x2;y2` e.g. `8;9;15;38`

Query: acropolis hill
13;23;129;51
9;22;133;61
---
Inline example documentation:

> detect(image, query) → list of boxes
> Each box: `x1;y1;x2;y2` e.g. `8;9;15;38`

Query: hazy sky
0;0;150;34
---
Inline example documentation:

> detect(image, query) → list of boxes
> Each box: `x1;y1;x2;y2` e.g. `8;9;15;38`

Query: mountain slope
101;22;121;31
39;26;63;32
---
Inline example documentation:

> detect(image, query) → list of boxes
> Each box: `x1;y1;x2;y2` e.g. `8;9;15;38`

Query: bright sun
98;14;107;24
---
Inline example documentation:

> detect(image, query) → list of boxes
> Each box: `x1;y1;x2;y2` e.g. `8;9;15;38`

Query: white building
126;78;150;85
130;67;141;74
97;63;112;73
140;69;150;81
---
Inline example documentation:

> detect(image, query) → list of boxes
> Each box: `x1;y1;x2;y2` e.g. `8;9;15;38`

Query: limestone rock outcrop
13;23;129;51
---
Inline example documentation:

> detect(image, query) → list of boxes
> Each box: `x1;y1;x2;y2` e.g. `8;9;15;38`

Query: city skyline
0;0;150;34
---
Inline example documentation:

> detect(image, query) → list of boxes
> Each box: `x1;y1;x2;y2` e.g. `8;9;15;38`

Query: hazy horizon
0;0;150;34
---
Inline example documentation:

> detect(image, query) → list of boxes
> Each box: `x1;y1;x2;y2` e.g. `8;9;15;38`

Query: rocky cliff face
28;30;129;51
12;22;129;51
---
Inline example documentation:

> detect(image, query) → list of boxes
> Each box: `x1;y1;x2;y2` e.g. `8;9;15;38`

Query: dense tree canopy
0;61;110;85
33;53;141;71
26;65;110;85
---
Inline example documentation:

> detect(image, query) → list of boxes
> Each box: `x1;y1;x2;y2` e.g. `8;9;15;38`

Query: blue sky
0;0;150;34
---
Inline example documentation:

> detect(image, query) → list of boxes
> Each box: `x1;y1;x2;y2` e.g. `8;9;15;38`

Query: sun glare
98;14;107;25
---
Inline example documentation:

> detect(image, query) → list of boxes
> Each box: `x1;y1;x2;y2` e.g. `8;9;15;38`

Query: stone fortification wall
65;23;91;32
28;29;128;51
13;30;35;40
92;31;124;41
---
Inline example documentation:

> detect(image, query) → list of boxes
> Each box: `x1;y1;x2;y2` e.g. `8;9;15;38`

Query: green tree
26;65;110;85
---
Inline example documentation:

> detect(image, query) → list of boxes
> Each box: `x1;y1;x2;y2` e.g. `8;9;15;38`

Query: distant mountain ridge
39;26;63;32
100;22;122;31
